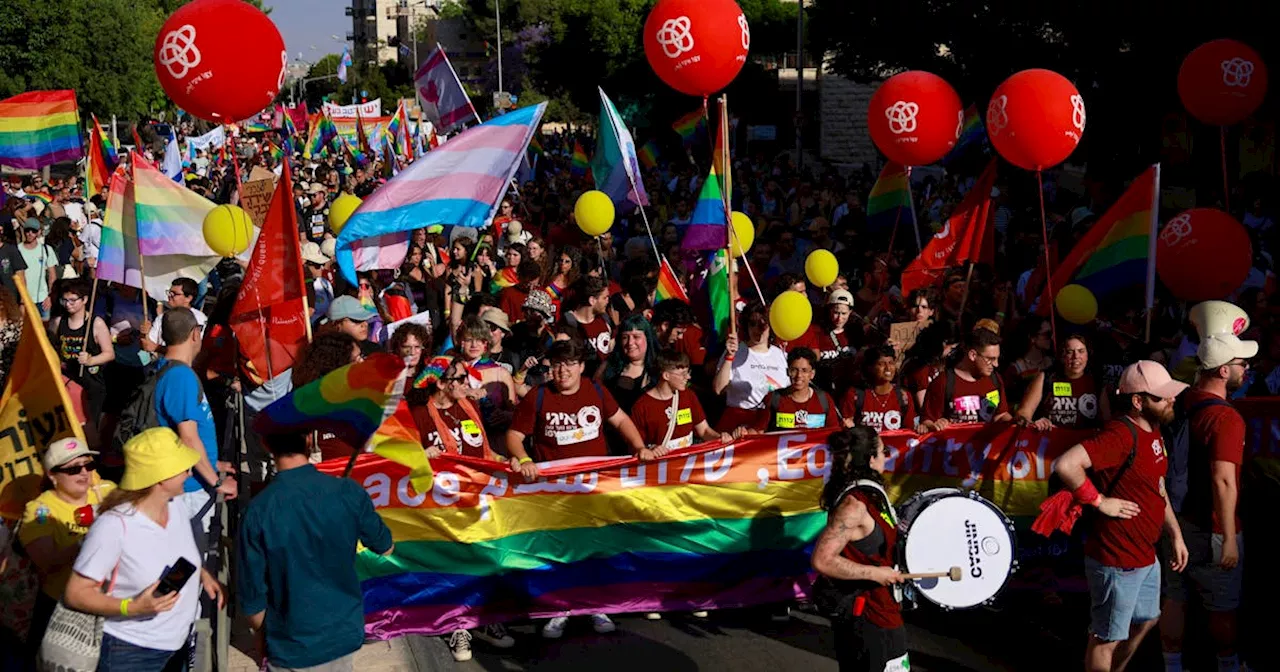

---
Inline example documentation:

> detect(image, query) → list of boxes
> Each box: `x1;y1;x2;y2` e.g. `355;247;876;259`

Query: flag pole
1035;169;1057;352
1144;163;1162;344
719;95;738;340
78;277;100;378
905;166;923;254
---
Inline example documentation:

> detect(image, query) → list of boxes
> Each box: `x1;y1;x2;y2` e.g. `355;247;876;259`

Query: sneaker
447;629;473;662
770;606;791;622
591;613;616;634
645;612;663;621
691;610;709;618
475;623;515;649
543;615;570;639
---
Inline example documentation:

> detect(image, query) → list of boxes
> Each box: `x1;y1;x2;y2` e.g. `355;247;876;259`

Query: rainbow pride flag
943;104;986;164
0;90;82;170
655;256;688;303
672;107;706;147
91;114;118;171
1043;165;1160;312
97;166;141;288
528;133;543;156
132;153;218;256
637;141;658;169
255;353;432;491
570;140;589;177
866;162;914;232
681;165;728;251
25;190;52;205
490;267;518;290
86;122;109;199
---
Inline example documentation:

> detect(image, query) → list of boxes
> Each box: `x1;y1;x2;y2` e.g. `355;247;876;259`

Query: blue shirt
153;361;218;493
236;465;393;669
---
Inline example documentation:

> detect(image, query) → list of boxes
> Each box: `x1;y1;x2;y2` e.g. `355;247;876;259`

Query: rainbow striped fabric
97;166;142;288
335;103;547;283
682;165;728;251
91;114;119;171
637;141;658;169
672;107;706;146
0;90;82;169
255;353;432;492
944;104;985;164
570;140;589;177
1046;165;1160;305
866;161;914;232
654;256;688;303
132;153;218;256
86;121;109;199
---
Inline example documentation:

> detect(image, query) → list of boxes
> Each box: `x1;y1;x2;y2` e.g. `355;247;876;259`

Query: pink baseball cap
1117;361;1189;399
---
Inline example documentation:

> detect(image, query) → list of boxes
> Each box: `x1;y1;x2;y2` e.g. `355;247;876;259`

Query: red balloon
153;0;286;123
1178;39;1268;126
986;69;1085;171
643;0;749;97
1156;208;1253;302
867;71;964;166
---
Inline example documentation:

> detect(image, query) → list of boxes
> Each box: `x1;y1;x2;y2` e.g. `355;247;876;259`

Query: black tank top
56;315;104;381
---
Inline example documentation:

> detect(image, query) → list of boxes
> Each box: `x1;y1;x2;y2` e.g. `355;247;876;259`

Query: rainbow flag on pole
866;161;914;232
681;165;728;251
570;140;589;178
96;166;142;288
91;114;118;171
672;108;706;147
0;90;83;169
637;141;658;169
654;256;689;303
86;123;110;199
1042;165;1161;313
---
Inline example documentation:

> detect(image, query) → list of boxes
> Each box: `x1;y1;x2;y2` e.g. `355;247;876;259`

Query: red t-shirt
511;379;620;460
1081;418;1169;568
921;370;1009;424
631;390;707;450
757;390;840;431
498;286;530;322
573;315;613;360
410;401;488;458
778;324;822;353
1180;389;1246;534
904;363;941;395
840;387;917;433
815;328;853;364
677;323;708;367
1037;373;1103;430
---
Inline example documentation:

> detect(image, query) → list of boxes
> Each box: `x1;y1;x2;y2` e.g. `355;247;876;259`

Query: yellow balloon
1055;284;1098;325
769;290;813;341
730;211;755;258
202;205;254;258
328;193;363;236
574;190;615;237
804;249;839;288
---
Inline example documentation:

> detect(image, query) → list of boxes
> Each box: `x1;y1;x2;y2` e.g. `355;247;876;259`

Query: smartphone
154;557;197;597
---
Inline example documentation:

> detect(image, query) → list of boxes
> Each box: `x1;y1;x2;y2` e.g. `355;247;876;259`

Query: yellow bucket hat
120;427;202;491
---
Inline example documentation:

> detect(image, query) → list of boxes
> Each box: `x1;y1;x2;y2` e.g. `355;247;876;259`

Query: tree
301;54;344;109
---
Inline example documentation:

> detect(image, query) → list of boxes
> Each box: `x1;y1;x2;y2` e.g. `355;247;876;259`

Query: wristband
120;598;132;616
518;457;533;465
1072;480;1101;507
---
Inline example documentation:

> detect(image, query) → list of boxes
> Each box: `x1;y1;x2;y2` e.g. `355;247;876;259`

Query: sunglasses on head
51;461;96;476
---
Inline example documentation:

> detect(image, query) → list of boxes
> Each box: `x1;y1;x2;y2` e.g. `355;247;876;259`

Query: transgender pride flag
336;103;547;283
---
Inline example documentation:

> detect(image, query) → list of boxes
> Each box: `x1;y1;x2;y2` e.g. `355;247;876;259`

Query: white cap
300;241;329;265
1199;333;1259;370
42;437;99;472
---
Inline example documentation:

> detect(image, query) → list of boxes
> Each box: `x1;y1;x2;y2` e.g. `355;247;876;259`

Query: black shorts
833;618;909;672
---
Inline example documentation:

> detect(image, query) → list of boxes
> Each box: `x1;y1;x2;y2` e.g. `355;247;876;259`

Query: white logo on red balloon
1221;58;1254;88
276;51;288;93
955;109;965;140
158;25;202;80
738;14;750;51
986;95;1009;137
1068;94;1086;141
1161;213;1193;247
656;17;695;59
884;101;919;135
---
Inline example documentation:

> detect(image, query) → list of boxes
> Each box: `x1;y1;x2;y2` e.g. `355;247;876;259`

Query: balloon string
1036;169;1057;353
1220;126;1231;213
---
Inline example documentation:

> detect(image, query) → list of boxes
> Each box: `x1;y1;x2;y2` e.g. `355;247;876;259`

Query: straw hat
119;427;202;491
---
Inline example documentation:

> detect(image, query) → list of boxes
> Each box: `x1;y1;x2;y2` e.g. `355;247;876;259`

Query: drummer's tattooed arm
812;498;904;586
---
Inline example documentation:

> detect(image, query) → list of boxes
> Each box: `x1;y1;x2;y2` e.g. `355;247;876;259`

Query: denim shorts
1085;557;1161;642
96;632;182;672
1161;529;1244;612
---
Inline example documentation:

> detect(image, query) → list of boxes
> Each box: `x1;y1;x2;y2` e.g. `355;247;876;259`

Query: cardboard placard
239;170;276;227
889;320;924;367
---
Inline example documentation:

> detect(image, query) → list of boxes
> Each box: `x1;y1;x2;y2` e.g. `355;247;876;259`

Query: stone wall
820;73;879;169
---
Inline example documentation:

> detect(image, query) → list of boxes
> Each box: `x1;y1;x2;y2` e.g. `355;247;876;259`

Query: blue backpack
1163;394;1234;514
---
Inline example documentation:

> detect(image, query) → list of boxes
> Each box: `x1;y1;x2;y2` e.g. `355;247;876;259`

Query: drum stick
901;567;963;582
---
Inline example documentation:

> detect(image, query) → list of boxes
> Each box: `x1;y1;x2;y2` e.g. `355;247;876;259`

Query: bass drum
896;488;1017;610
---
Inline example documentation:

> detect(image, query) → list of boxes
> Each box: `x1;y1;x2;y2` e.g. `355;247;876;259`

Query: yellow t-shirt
18;477;115;598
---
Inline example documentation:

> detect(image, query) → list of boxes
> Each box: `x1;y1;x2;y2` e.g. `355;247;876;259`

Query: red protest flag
229;161;310;385
900;160;998;296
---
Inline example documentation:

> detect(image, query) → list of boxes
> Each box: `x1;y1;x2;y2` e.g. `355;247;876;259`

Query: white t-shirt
72;502;202;651
148;307;208;346
724;345;789;410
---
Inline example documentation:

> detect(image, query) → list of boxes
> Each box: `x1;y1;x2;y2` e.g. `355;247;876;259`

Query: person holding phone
63;427;225;672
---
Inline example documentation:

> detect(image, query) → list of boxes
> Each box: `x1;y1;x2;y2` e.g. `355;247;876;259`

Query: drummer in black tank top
811;428;911;672
47;278;114;419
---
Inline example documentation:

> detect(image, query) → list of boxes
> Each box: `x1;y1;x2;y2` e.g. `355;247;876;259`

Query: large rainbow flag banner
0;90;83;169
96;166;142;288
317;422;1095;639
1041;165;1160;312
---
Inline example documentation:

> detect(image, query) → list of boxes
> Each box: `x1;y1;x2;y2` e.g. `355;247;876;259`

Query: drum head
896;487;964;529
902;493;1015;609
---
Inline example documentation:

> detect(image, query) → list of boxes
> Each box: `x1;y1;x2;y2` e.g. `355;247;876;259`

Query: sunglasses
51;461;96;475
442;374;468;384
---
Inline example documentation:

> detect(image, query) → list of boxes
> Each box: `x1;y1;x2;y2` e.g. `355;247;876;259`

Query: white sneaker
645;612;663;620
591;613;616;633
475;623;515;649
691;610;709;618
770;606;791;622
447;629;472;662
543;615;570;639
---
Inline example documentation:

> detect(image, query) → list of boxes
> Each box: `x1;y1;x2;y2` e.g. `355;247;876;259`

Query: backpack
1163;393;1234;515
110;361;179;456
853;387;911;429
943;368;1005;421
767;387;832;431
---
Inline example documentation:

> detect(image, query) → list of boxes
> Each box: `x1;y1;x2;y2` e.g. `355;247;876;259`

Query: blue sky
270;0;351;66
